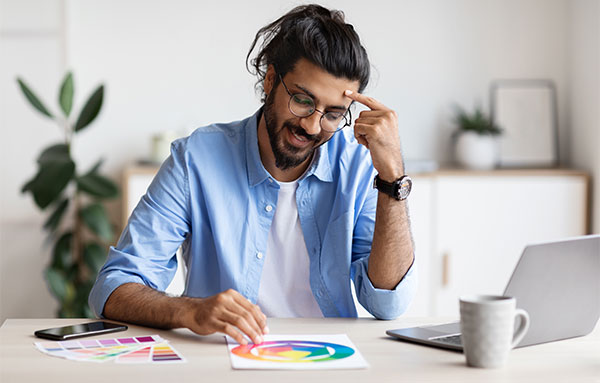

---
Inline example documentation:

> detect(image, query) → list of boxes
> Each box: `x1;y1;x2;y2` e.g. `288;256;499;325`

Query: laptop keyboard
430;334;463;347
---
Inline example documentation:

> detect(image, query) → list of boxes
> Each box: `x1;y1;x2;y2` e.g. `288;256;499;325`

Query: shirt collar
245;108;333;187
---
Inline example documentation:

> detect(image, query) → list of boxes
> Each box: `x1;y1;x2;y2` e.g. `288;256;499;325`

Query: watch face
397;176;412;200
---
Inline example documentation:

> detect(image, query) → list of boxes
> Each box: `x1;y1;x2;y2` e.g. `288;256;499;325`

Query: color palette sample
151;343;185;363
115;343;185;364
35;335;185;364
227;334;368;370
232;340;354;362
114;345;152;364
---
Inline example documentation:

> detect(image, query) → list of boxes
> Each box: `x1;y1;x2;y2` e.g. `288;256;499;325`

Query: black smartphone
34;321;128;340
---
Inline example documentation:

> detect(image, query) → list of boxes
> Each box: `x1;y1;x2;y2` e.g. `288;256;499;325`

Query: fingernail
263;326;270;334
255;336;263;344
345;90;353;95
241;338;248;345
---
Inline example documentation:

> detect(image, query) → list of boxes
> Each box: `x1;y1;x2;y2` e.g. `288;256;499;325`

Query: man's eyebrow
293;83;348;111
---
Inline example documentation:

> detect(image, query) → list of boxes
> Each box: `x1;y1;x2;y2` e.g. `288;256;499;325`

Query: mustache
283;121;319;142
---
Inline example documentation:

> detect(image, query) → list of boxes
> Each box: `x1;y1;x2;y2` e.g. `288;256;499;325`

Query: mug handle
511;308;530;348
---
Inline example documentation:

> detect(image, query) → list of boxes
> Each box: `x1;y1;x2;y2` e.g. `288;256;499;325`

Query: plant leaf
74;280;95;318
44;198;70;232
37;143;70;165
59;72;74;117
22;160;75;209
64;262;79;281
454;105;502;136
21;178;35;194
86;158;104;175
59;281;77;317
51;231;73;269
83;242;107;274
80;203;113;242
16;77;53;118
74;85;104;132
76;173;119;199
45;267;68;302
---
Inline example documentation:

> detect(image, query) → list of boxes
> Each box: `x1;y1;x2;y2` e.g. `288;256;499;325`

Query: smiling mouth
286;126;313;148
292;130;308;142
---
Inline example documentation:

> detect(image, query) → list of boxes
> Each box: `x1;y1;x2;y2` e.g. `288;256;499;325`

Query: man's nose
299;112;321;136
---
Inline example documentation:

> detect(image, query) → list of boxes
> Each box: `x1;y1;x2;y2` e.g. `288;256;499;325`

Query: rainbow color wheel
231;340;355;363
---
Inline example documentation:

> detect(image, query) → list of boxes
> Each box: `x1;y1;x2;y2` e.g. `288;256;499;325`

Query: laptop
386;235;600;351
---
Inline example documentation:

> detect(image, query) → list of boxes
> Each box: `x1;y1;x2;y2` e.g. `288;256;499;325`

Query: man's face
263;59;360;171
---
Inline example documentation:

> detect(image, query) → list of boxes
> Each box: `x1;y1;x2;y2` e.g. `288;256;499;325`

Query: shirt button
265;205;273;212
256;252;264;260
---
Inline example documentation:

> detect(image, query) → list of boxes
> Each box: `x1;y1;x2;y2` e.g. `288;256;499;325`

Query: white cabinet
408;170;589;317
402;176;434;317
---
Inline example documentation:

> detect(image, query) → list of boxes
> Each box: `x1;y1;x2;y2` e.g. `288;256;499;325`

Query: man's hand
103;283;268;346
344;90;404;181
182;289;268;345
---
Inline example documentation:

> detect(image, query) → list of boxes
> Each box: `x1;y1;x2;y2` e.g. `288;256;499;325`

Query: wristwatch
373;174;412;201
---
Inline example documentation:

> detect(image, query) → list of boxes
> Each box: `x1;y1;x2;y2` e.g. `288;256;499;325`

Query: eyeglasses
279;74;352;133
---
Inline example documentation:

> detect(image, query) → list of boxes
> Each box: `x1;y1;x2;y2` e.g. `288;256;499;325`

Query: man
89;4;416;346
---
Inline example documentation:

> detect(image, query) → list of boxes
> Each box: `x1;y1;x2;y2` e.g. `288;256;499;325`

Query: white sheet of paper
226;334;368;370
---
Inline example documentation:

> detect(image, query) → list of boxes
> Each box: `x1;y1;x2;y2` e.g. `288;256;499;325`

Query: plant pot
454;131;499;170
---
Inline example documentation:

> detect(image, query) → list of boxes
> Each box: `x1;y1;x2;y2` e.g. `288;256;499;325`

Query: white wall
567;0;600;233
0;0;596;321
0;0;65;319
61;0;572;181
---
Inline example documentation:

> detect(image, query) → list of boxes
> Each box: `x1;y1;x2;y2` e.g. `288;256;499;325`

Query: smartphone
34;321;128;340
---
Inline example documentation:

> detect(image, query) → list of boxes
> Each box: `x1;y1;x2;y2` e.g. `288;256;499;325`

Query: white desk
1;318;598;382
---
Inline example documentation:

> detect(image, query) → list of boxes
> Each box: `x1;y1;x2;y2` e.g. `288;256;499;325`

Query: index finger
344;90;387;110
231;290;268;331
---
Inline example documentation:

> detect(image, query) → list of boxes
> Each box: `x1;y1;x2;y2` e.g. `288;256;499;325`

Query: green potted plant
453;106;502;170
17;72;119;318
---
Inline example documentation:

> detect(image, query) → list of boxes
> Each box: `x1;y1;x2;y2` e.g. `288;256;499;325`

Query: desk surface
1;318;599;383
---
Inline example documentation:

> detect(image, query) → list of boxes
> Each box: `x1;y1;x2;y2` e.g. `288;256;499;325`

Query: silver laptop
386;235;600;351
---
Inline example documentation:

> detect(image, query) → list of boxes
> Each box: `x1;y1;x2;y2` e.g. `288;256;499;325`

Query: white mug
459;295;530;368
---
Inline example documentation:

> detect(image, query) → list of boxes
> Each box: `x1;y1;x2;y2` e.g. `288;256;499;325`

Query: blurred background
1;0;598;321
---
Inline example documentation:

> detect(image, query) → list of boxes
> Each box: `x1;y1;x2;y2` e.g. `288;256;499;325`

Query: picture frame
490;79;559;168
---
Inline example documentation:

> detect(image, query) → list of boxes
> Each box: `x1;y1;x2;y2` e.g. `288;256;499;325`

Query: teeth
292;131;307;142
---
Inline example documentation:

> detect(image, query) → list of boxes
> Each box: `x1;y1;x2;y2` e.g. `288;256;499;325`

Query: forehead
284;58;360;108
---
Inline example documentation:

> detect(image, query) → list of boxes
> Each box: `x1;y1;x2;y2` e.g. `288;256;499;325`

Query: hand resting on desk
103;282;269;345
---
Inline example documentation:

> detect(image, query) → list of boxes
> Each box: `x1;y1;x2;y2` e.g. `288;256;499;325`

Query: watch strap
373;175;397;198
373;174;412;201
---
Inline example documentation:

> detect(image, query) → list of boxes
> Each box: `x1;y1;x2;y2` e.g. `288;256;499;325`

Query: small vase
455;131;499;170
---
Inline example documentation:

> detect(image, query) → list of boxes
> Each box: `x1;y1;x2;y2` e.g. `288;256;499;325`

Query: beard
263;87;325;171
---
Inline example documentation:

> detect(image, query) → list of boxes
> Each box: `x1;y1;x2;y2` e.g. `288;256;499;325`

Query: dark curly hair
246;4;370;102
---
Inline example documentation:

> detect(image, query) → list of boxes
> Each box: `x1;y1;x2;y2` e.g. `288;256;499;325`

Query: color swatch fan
35;335;185;364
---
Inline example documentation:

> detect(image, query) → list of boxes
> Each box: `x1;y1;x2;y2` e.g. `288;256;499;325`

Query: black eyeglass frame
278;74;353;133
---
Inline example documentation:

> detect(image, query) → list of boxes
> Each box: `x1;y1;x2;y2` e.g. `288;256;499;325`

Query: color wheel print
231;340;354;363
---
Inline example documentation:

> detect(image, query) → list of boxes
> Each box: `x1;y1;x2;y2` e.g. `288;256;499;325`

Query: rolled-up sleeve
89;139;191;317
352;257;417;320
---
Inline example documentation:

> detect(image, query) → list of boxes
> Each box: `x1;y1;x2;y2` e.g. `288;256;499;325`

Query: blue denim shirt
89;109;416;319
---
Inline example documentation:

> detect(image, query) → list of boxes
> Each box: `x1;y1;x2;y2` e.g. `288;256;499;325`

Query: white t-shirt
256;180;324;317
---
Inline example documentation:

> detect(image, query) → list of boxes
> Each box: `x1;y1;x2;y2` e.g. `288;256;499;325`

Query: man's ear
264;65;276;96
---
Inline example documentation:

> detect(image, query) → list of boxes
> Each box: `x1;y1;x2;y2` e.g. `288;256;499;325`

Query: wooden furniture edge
412;168;589;177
